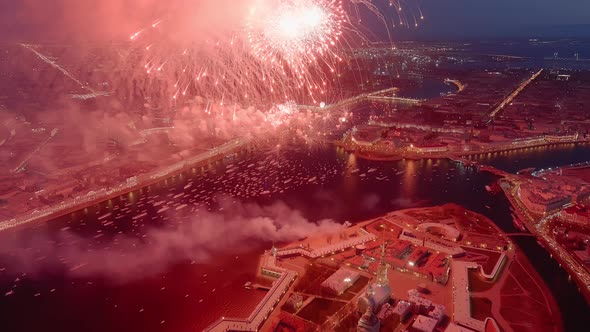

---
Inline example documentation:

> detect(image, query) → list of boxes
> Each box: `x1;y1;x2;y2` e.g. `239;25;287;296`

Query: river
1;74;589;332
1;140;589;331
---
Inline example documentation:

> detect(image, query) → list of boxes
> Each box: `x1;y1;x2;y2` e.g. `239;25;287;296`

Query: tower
271;241;278;258
376;241;389;287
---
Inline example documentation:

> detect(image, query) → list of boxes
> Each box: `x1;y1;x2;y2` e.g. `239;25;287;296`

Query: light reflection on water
0;142;589;331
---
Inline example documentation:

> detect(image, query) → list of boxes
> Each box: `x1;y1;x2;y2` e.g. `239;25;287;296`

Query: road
487;69;543;123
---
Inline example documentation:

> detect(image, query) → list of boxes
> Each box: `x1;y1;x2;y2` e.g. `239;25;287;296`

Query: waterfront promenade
0;137;251;232
338;130;587;163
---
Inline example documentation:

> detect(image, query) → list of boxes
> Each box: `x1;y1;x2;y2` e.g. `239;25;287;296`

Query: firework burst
127;0;423;110
246;0;345;98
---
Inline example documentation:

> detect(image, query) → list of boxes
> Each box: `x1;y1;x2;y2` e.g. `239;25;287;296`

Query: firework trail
126;0;422;110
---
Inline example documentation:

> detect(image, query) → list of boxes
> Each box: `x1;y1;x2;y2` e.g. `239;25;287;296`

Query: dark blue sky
390;0;590;39
1;0;589;41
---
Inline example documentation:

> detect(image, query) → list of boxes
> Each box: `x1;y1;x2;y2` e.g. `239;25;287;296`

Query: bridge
12;128;59;173
487;69;543;124
478;165;512;178
297;86;421;112
365;87;421;104
366;95;422;104
444;78;466;93
21;43;106;97
450;157;479;167
449;158;513;178
139;126;176;137
71;91;110;100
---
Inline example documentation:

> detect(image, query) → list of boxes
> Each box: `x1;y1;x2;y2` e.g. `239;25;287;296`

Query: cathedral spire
271;241;277;257
376;240;389;286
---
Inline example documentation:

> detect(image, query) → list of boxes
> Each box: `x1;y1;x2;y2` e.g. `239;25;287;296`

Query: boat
244;281;253;289
132;212;147;220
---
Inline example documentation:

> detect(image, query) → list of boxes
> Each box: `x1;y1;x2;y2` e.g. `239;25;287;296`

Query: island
205;204;562;332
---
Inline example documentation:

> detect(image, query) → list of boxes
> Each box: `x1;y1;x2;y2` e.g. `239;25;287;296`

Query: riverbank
499;174;590;304
0;137;253;232
335;138;590;163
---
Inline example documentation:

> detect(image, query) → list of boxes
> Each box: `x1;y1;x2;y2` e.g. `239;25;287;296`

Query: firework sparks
266;101;298;128
126;0;423;114
247;0;345;90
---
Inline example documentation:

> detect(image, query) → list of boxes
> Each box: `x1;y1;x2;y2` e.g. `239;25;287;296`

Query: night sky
0;0;589;41
404;0;590;39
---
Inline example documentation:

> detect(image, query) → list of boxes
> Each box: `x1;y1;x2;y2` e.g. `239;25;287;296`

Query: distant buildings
390;300;412;326
561;204;590;224
411;314;439;332
518;182;571;213
408;289;432;315
517;172;590;214
351;125;385;147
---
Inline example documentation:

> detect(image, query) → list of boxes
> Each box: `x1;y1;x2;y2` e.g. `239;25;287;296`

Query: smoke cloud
361;192;381;211
0;197;342;282
2;0;251;42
